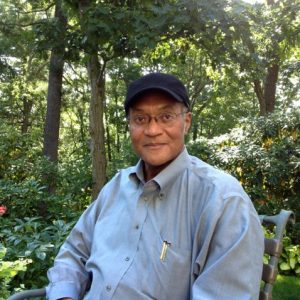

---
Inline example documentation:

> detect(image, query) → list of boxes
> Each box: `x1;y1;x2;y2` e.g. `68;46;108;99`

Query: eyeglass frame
127;110;189;128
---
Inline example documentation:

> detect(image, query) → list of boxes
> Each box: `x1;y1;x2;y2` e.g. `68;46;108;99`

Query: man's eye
133;115;147;124
160;113;174;122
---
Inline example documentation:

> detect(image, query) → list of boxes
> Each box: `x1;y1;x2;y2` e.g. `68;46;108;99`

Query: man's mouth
144;143;165;149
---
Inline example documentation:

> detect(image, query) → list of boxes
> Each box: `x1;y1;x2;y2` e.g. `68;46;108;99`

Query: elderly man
47;73;264;300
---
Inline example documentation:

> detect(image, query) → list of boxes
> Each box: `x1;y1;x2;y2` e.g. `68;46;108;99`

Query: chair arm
7;287;46;300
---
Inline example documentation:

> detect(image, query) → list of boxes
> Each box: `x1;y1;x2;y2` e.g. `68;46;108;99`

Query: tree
43;0;67;167
225;0;300;115
254;0;299;115
0;0;50;134
179;0;300;116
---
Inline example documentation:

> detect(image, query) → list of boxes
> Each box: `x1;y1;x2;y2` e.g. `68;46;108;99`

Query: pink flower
0;205;7;216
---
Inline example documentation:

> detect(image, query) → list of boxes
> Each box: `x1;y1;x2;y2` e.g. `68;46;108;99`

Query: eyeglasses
128;111;188;127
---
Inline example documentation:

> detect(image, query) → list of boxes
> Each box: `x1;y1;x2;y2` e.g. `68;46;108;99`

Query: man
47;73;264;300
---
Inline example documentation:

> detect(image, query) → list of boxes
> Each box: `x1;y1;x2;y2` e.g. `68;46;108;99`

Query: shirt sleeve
46;199;101;300
191;193;264;300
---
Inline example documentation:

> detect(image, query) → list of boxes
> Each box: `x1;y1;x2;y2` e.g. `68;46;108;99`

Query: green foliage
279;237;300;276
0;243;32;299
58;150;93;213
0;179;46;218
192;110;299;211
0;121;92;219
0;217;74;289
273;275;300;300
0;122;86;291
0;124;40;180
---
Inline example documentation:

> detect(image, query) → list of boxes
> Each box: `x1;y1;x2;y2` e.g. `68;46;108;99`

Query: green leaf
289;257;296;269
280;262;291;271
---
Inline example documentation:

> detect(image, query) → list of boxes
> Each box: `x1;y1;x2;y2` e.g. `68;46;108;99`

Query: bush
0;217;75;290
0;124;41;182
279;237;300;276
0;179;46;219
0;243;32;299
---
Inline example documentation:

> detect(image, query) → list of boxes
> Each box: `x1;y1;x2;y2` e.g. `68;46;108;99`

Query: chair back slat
261;263;277;283
259;209;295;300
264;238;282;256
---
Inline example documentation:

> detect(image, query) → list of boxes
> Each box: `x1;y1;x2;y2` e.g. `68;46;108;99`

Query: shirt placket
101;182;157;300
108;181;159;299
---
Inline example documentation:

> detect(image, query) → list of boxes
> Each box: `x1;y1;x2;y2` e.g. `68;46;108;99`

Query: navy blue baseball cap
125;73;190;114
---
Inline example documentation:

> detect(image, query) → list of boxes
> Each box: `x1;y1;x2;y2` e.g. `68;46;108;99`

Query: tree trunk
106;118;112;162
21;98;33;133
253;61;279;116
115;96;121;153
264;63;279;114
78;0;107;199
253;0;279;116
253;79;266;116
43;0;67;195
87;55;107;199
43;53;64;163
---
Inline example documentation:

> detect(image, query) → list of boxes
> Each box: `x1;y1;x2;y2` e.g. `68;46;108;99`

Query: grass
273;275;300;300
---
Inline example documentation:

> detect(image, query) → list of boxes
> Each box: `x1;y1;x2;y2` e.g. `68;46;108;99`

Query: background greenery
0;0;299;296
273;275;300;300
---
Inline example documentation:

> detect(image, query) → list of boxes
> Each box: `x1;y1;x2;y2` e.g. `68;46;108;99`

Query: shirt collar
154;147;190;190
129;160;145;187
129;147;190;190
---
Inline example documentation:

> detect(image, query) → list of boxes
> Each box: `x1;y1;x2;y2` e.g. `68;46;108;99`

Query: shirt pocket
142;236;191;300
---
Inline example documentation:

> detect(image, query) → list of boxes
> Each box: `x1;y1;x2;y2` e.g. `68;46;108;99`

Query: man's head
125;73;192;180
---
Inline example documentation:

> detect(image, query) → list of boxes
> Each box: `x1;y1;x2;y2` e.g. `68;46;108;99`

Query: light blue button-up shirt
47;148;264;300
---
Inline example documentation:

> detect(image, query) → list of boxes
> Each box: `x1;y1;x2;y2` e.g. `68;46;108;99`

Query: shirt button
106;285;111;291
125;256;130;261
135;225;139;229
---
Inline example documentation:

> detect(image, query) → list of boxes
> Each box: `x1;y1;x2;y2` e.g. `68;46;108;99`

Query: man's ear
184;112;192;134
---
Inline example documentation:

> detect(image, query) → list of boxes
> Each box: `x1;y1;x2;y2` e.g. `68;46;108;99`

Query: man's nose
144;117;163;135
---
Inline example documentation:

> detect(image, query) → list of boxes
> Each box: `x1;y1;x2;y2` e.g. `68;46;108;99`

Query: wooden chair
7;209;295;300
259;209;295;300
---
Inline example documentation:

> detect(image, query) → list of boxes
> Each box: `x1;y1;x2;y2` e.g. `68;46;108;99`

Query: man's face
128;91;191;180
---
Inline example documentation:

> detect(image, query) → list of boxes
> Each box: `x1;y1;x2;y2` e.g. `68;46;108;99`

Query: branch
0;20;49;29
15;3;55;15
0;3;55;29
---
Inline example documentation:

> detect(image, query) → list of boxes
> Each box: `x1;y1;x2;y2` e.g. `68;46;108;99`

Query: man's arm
192;194;264;300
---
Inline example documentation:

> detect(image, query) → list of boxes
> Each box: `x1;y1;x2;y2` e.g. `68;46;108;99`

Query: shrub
0;124;41;182
0;179;46;219
0;217;75;290
279;236;300;276
0;243;32;299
